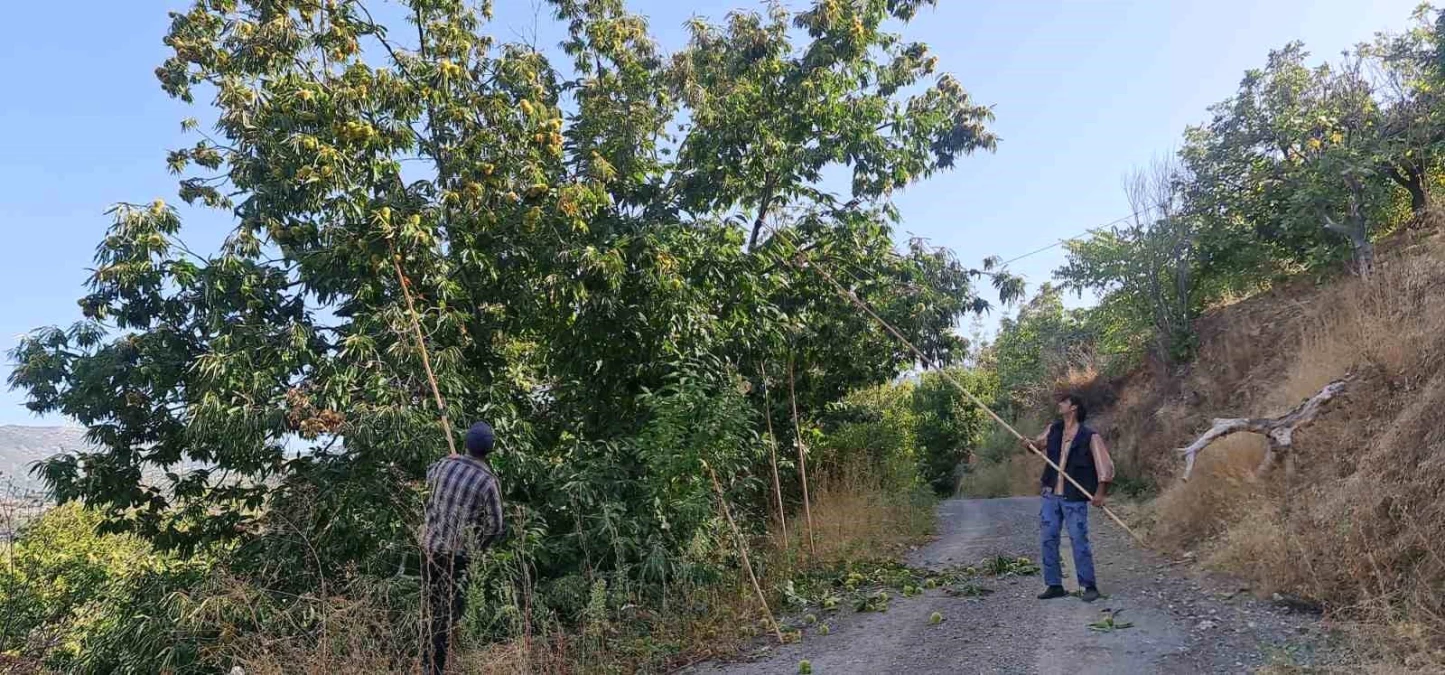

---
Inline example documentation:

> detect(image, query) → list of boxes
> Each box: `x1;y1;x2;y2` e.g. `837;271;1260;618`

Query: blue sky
0;0;1423;426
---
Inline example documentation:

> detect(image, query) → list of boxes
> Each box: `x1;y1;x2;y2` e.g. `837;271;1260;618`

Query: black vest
1041;421;1097;502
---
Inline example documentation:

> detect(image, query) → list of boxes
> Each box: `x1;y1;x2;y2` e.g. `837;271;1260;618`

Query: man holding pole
1023;393;1114;603
422;421;508;675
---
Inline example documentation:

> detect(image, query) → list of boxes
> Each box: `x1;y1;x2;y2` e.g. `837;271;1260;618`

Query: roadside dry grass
225;470;938;674
771;470;936;565
1109;232;1445;670
956;454;1036;498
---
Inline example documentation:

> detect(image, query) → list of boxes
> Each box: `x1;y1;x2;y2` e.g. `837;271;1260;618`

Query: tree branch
1321;213;1352;237
748;176;777;252
1178;378;1348;479
1381;162;1412;190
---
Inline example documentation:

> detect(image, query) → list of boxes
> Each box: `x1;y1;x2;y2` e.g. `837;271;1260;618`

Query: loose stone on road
688;497;1337;674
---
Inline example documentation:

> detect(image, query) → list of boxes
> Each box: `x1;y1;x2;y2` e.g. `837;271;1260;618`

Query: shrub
817;383;921;491
0;504;211;674
819;368;997;496
911;369;997;495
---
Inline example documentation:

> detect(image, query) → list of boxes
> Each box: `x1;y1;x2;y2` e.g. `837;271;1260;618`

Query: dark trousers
422;553;470;675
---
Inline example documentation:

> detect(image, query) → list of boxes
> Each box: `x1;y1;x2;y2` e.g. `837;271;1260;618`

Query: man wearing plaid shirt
422;421;507;675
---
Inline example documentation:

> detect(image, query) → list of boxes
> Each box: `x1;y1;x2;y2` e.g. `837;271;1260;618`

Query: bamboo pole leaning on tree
390;249;459;457
706;464;785;644
759;362;788;542
787;356;817;556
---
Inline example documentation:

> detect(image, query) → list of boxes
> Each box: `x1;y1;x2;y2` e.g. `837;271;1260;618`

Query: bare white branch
1178;378;1349;479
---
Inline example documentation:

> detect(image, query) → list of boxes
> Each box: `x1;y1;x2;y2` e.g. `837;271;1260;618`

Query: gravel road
687;497;1338;675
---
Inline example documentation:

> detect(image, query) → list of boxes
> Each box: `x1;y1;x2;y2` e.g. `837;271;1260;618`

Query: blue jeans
1040;491;1096;588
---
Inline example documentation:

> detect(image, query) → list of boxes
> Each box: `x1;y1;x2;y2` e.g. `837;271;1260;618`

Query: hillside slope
1105;230;1445;668
0;425;88;495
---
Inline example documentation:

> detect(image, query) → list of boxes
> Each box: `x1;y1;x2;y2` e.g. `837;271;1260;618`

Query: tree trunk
1406;170;1429;215
1325;216;1374;278
1324;178;1375;278
1385;161;1430;216
1351;232;1375;277
747;178;776;252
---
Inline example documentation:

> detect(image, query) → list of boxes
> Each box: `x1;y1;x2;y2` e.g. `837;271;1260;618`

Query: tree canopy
1054;5;1445;365
8;0;1009;581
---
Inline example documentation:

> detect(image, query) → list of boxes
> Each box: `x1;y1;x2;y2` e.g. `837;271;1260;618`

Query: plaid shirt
424;455;505;556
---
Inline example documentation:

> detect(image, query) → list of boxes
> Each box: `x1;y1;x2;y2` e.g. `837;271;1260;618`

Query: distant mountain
0;425;90;497
0;425;248;502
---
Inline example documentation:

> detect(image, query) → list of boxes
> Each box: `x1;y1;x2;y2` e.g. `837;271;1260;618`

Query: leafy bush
911;369;997;494
817;384;921;490
0;504;211;674
818;367;995;496
986;286;1098;416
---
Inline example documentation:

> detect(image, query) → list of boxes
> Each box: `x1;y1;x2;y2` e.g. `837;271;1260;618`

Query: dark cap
465;421;495;456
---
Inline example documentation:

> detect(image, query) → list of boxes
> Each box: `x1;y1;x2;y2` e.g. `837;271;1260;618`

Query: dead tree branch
1178;378;1349;479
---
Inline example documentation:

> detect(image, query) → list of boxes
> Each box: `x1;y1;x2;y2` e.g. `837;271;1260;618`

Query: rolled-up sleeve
1092;434;1115;483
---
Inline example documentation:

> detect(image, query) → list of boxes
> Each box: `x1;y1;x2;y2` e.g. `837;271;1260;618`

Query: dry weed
957;454;1037;498
220;469;935;675
1203;494;1301;595
1148;434;1266;551
790;474;934;564
1118;232;1445;667
1286;253;1445;392
1053;361;1115;412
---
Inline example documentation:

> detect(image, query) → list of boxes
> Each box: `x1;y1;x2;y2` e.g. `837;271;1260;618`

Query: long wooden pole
759;362;788;542
777;238;1145;545
706;464;784;644
391;250;459;457
787;356;817;556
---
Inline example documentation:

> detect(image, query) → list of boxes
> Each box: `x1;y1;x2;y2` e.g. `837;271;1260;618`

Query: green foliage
0;505;211;674
979;555;1039;577
1087;609;1133;632
853;589;891;612
817;382;920;488
5;1;1016;668
671;0;997;250
1181;42;1377;280
8;0;1003;592
1052;7;1445;370
910;368;996;494
767;557;1025;626
1177;30;1441;285
985;285;1095;415
1056;159;1200;365
785;559;980;603
940;581;992;598
817;367;994;495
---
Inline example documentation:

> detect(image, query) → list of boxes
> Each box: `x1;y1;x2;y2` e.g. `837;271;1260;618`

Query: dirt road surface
688;497;1337;675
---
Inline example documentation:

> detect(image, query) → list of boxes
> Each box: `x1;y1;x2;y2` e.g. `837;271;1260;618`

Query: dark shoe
1080;586;1101;603
1037;585;1068;600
